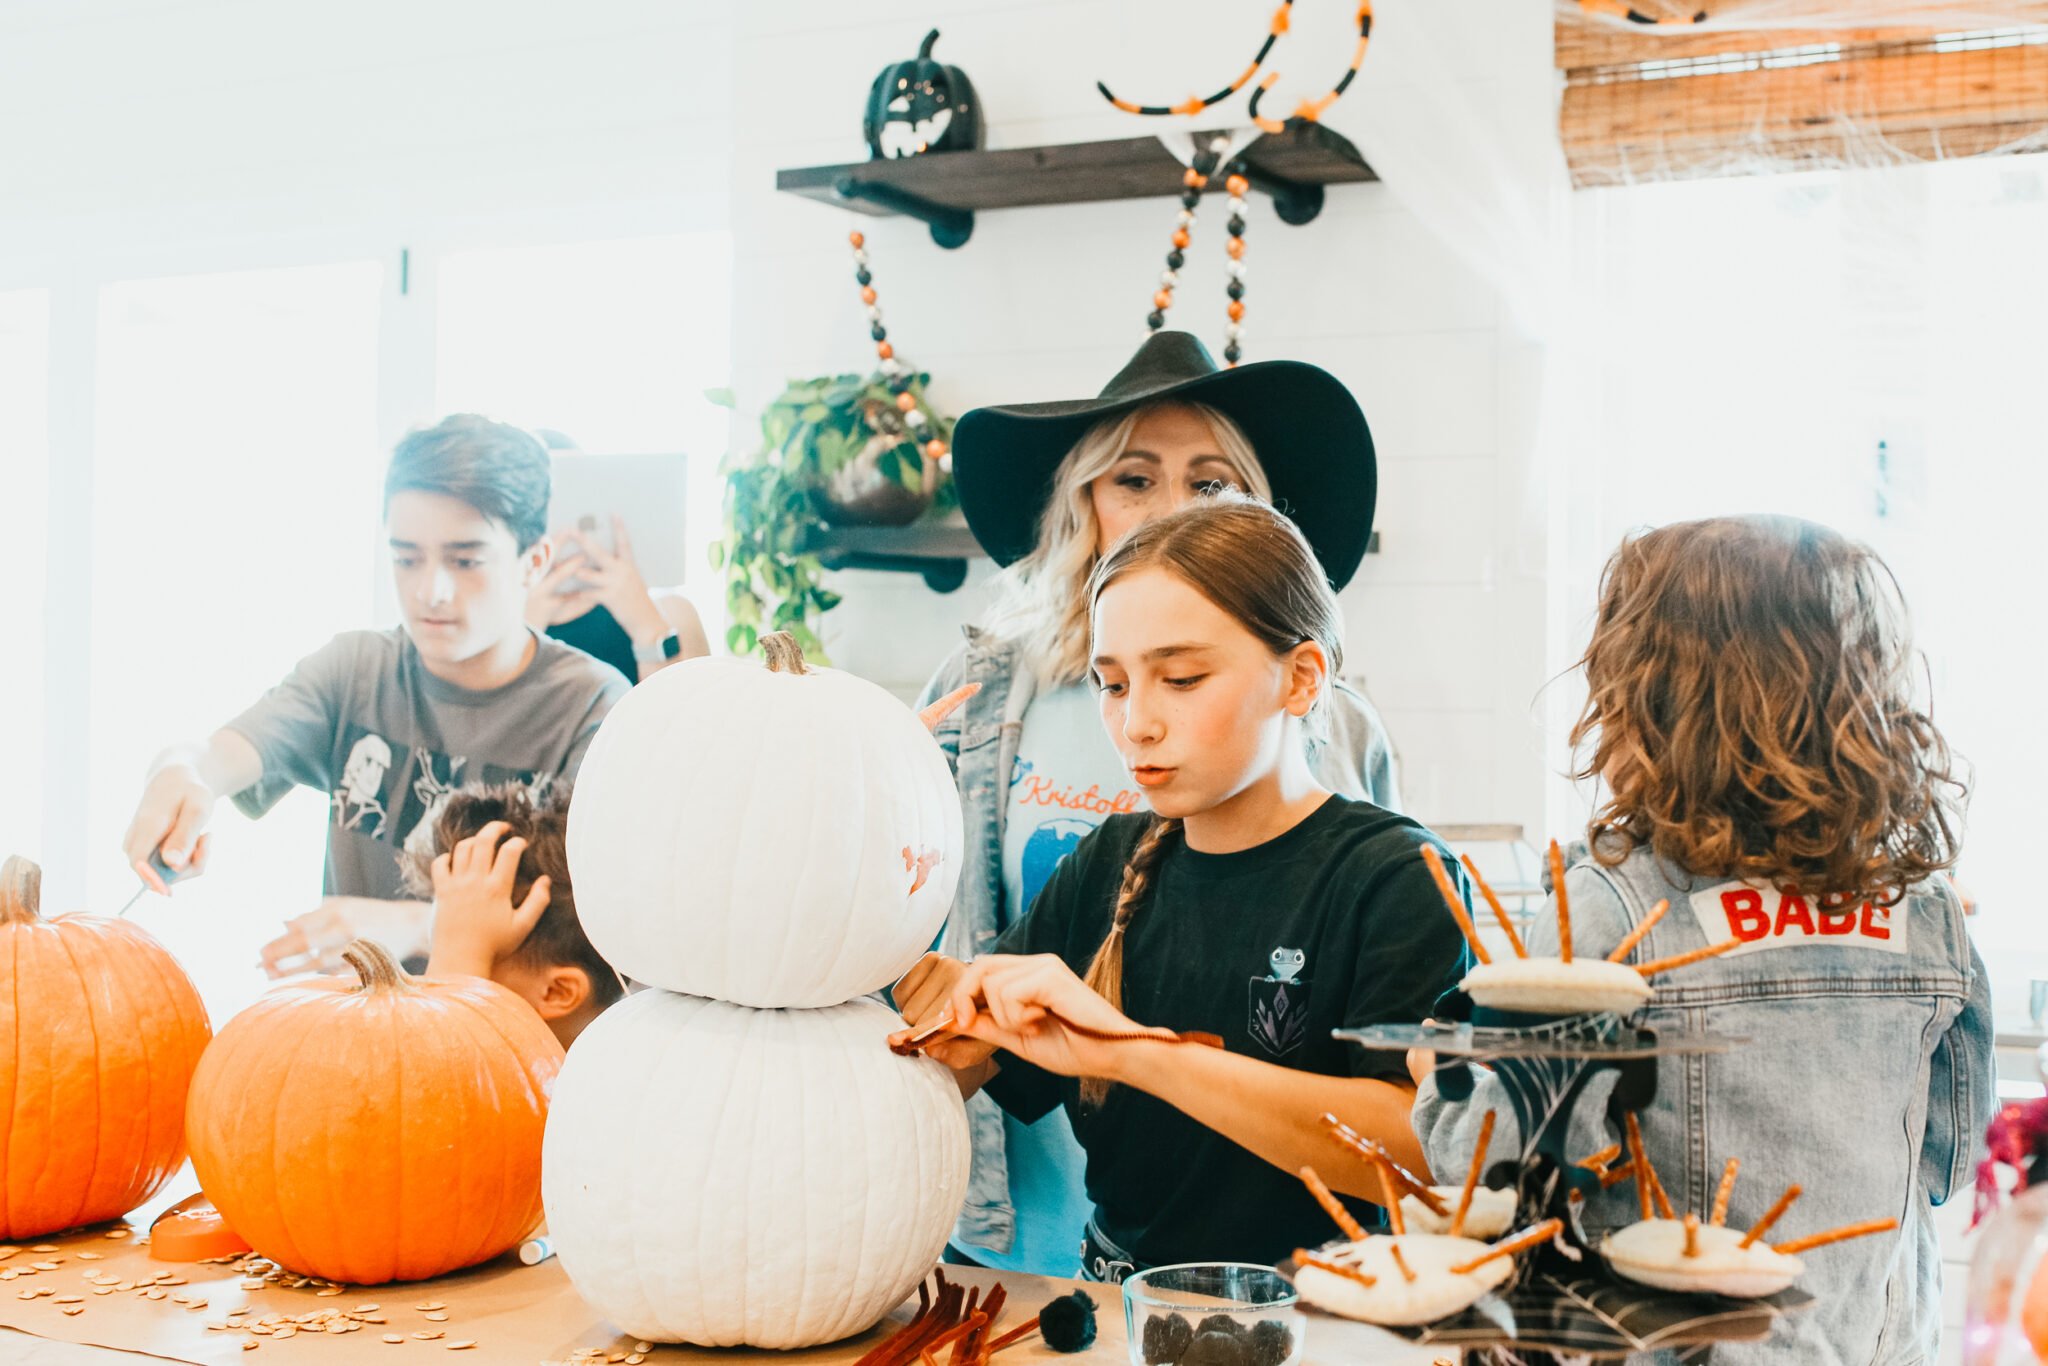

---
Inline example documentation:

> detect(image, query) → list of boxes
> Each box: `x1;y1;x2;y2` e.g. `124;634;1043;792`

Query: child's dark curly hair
403;782;623;1006
1572;514;1965;906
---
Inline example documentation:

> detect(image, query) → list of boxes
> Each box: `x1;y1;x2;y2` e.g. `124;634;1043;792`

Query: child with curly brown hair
1416;514;1992;1365
406;783;624;1048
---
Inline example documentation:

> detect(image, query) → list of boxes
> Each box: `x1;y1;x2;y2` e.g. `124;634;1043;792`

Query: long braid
1078;816;1182;1108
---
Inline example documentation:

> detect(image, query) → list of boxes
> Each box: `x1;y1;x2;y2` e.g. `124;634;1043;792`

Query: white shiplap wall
726;0;1559;834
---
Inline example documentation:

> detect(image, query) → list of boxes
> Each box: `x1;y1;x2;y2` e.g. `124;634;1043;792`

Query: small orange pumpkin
186;939;562;1284
0;854;212;1238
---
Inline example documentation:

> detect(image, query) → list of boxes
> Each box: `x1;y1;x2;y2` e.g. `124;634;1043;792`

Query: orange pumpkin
0;854;212;1238
186;939;562;1285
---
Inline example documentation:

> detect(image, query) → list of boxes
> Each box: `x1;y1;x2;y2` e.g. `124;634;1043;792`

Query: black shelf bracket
833;177;975;249
1237;164;1325;226
815;548;969;593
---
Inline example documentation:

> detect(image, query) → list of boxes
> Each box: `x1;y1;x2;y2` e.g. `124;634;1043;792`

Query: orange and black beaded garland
848;230;947;465
1222;171;1249;367
1146;134;1233;337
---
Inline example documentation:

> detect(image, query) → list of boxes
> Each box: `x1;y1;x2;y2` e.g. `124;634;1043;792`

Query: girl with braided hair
893;494;1470;1280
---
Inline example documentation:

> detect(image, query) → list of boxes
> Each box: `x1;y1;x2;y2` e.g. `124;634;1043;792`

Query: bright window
434;232;731;599
89;262;383;1021
0;291;50;862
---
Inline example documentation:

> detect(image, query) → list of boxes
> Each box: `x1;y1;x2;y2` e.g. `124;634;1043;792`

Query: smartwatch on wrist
632;631;683;666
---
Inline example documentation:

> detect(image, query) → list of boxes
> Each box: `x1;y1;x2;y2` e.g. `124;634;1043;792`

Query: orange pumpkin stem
0;855;42;925
760;631;811;675
341;938;418;994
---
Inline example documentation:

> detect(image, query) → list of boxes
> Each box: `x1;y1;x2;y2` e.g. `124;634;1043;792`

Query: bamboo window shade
1557;1;2048;186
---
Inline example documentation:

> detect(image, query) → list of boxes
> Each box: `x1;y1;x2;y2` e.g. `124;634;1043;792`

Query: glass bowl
1122;1262;1305;1366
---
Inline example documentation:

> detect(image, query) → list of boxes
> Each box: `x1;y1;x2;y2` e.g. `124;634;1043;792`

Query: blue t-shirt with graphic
967;683;1138;1274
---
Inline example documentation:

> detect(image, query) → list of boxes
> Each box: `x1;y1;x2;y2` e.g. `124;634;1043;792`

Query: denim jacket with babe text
917;624;1404;1255
1413;844;1994;1366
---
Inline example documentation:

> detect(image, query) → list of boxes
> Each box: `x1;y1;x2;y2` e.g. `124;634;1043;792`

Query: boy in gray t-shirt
121;415;630;972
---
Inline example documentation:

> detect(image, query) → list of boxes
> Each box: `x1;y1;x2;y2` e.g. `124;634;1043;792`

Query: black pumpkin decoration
863;29;983;160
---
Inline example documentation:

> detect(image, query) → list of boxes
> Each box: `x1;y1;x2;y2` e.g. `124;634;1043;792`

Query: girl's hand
944;953;1161;1082
887;953;1001;1072
427;822;550;979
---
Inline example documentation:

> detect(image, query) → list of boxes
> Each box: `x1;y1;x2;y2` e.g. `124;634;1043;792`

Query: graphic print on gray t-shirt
226;628;629;901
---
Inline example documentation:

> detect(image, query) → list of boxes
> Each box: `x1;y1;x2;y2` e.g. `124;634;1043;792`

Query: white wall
726;0;1558;834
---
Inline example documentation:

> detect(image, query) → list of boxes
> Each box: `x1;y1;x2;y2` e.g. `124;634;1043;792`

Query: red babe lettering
1722;888;1770;941
1860;904;1892;939
1816;894;1856;936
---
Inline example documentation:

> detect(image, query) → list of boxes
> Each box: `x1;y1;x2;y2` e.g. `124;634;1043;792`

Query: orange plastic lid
149;1193;252;1262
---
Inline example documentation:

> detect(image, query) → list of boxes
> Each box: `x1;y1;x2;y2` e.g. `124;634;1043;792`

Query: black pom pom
870;324;888;342
1227;216;1245;236
1182;1330;1248;1366
1142;1312;1194;1364
1223;345;1242;364
1246;1319;1294;1366
1166;250;1186;270
1194;1315;1247;1341
1038;1290;1097;1353
1180;191;1202;210
1226;281;1245;300
855;268;872;286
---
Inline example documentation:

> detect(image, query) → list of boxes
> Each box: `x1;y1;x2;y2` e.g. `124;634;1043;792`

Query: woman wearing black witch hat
912;331;1406;1275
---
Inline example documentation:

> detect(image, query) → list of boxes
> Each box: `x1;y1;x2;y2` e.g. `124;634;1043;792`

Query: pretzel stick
1739;1185;1803;1249
1600;1161;1638;1189
1624;1113;1673;1220
1321;1115;1448;1214
1549;839;1572;962
982;1314;1042;1356
892;1006;1223;1056
1623;1114;1654;1221
1299;1166;1369;1242
1388;1242;1418;1284
1449;1111;1496;1239
1635;938;1741;978
1575;1144;1622;1171
1376;1161;1406;1236
1711;1159;1740;1227
1460;853;1527;958
1773;1217;1898;1257
1294;1250;1376;1288
1448;1219;1563;1276
1421;844;1489;964
1682;1213;1700;1258
1606;900;1670;963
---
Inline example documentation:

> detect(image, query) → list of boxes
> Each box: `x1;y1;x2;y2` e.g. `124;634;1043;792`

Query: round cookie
1401;1186;1518;1239
1293;1234;1511;1326
1461;957;1652;1016
1602;1218;1804;1298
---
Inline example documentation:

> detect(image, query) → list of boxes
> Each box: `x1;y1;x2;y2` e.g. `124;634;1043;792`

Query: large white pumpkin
567;636;962;1008
543;991;969;1347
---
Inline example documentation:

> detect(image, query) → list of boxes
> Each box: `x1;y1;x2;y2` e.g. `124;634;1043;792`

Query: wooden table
0;1219;1451;1366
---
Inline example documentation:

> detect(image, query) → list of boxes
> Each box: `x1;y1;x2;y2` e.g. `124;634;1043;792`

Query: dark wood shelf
777;123;1377;247
802;513;983;593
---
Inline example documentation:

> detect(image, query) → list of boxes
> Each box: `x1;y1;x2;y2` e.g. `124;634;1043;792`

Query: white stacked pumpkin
547;633;969;1348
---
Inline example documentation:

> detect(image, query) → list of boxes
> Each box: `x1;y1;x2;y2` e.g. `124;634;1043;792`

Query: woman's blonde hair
1073;493;1341;1106
980;401;1270;688
1573;514;1964;905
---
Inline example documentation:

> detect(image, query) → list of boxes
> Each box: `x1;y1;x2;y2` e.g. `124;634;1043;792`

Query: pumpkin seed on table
61;1306;83;1317
412;1330;443;1340
422;1310;449;1321
446;1342;476;1351
75;1251;101;1261
29;1245;58;1253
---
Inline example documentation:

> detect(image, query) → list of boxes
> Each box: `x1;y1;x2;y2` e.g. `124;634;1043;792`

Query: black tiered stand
1296;1003;1810;1364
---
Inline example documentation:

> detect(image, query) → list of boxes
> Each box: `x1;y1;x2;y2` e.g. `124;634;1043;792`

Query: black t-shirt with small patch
982;794;1472;1270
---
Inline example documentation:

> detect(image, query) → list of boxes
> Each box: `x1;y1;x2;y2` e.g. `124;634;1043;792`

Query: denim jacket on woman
917;624;1404;1256
1413;843;1994;1366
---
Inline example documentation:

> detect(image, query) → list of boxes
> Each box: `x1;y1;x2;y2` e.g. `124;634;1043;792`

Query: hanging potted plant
712;369;955;662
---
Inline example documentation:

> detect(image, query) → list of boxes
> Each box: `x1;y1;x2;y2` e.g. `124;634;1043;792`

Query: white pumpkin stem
760;631;810;675
0;856;41;925
341;938;418;993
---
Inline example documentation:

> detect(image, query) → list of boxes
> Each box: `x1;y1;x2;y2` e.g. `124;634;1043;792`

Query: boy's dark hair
403;782;624;1008
384;414;551;550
